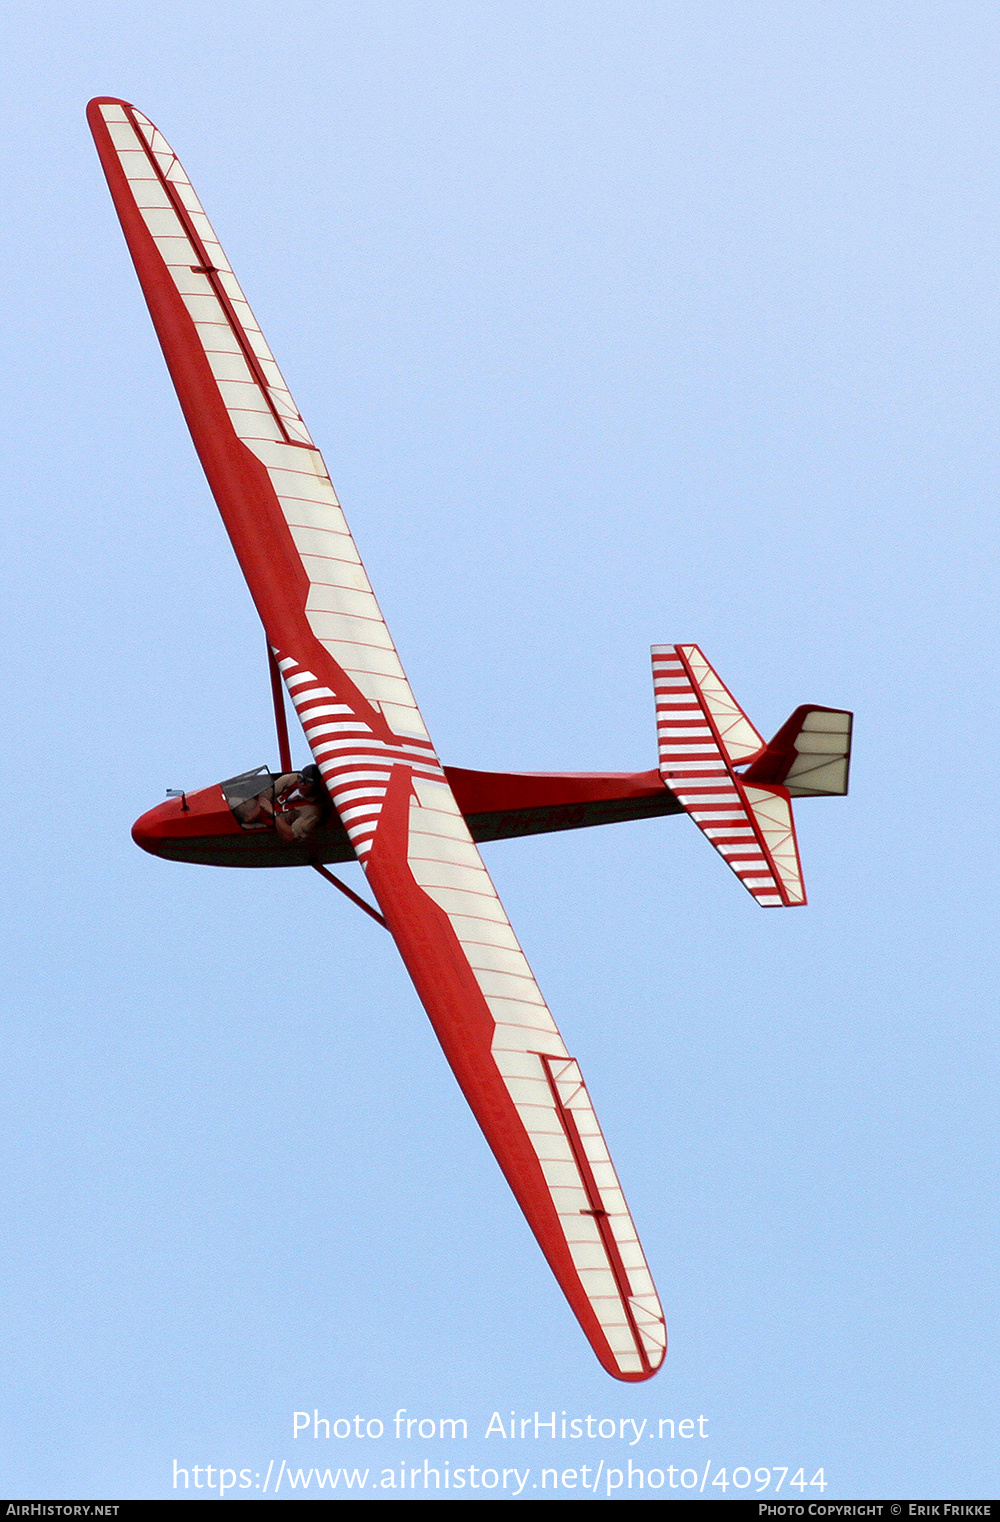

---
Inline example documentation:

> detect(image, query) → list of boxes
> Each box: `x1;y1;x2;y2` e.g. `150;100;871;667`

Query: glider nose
132;784;239;857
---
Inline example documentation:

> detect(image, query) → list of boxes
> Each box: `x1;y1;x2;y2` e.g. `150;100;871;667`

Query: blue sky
2;0;997;1499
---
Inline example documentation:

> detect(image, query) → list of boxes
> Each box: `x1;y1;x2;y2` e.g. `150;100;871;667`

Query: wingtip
86;96;137;123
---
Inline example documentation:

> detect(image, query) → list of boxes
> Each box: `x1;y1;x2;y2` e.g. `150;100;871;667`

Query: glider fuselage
133;765;682;868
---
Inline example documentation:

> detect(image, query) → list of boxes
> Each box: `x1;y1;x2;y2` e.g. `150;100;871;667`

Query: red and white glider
89;99;851;1380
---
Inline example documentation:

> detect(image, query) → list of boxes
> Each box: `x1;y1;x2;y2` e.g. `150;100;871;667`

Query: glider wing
89;98;665;1380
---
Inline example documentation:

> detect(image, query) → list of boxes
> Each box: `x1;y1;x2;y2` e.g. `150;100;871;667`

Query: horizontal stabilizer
665;643;765;766
743;706;853;796
743;785;805;905
652;645;806;907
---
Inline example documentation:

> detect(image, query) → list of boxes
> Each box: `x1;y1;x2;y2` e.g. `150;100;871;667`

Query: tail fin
651;645;806;907
742;706;853;796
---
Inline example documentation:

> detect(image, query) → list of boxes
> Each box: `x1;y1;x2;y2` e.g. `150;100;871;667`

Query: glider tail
652;644;808;906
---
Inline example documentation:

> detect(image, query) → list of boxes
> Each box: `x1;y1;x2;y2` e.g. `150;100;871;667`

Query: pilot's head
300;764;323;797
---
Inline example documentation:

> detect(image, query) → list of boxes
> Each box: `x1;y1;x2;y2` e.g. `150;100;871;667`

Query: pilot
264;767;324;843
233;766;324;841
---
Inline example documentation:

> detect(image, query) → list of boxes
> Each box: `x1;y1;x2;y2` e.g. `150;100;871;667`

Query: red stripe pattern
275;652;445;860
652;645;805;907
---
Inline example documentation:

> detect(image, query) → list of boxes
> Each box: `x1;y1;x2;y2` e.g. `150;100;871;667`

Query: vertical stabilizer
742;706;853;797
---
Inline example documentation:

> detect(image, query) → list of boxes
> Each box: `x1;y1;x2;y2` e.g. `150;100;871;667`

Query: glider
89;98;851;1380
